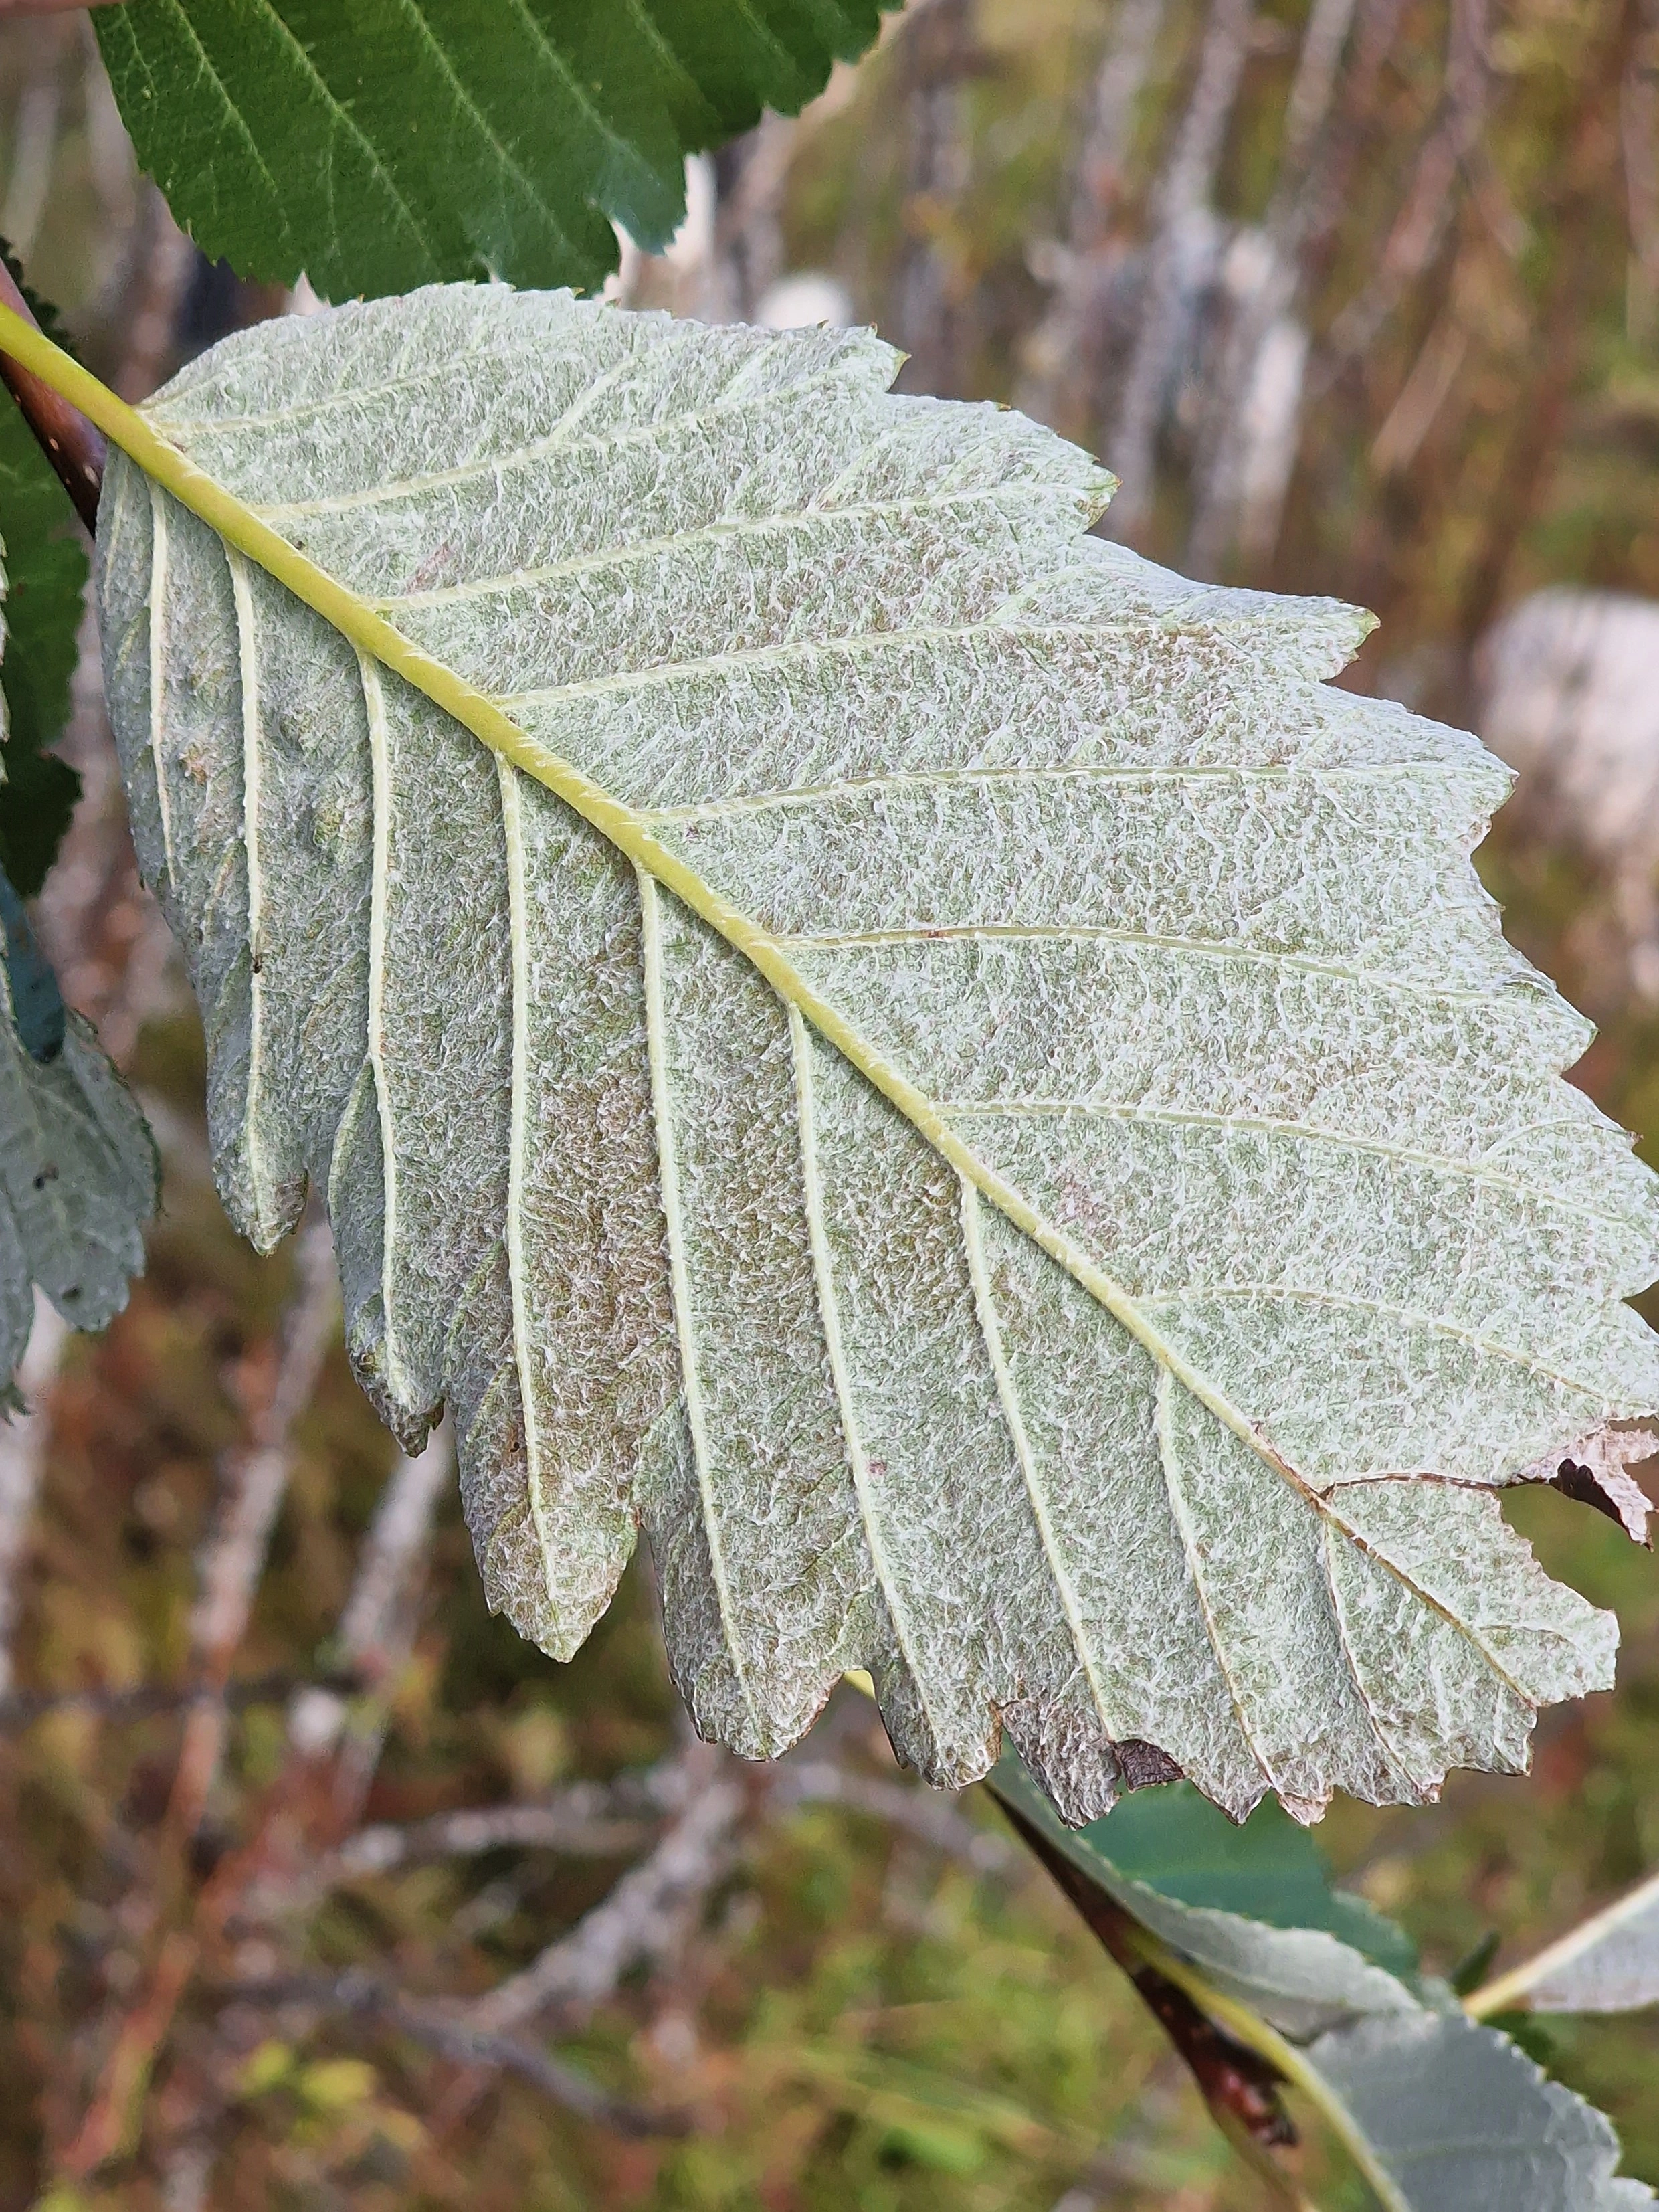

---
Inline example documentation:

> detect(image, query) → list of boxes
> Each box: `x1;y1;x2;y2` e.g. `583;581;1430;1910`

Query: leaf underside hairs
89;286;1659;1826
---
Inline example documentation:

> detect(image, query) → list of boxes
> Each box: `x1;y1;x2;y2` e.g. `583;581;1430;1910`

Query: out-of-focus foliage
779;0;1659;712
0;396;84;897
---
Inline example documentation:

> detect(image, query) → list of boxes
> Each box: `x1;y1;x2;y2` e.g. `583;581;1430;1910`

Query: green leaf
988;1756;1420;2040
988;1756;1655;2210
0;277;86;895
0;602;155;1396
87;288;1659;1825
1052;1768;1418;1980
0;441;156;1392
94;0;894;302
0;863;65;1063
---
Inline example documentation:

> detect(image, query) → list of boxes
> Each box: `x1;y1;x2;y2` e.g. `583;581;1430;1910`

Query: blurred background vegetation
0;1;1656;2205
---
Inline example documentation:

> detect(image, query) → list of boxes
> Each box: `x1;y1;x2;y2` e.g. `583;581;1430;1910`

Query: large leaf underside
95;290;1659;1822
96;0;891;301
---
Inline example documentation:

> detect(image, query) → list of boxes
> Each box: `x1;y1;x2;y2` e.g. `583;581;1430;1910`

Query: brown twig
51;1222;340;2183
995;1800;1298;2158
215;1970;689;2138
468;1745;743;2033
0;1665;367;1733
0;256;104;532
1316;0;1491;383
60;1932;199;2177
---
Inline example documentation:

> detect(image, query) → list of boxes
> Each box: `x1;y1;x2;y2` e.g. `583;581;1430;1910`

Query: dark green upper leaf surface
95;0;892;301
1066;1770;1418;1980
0;393;85;899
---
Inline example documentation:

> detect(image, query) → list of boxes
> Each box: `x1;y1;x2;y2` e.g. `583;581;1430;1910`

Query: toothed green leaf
94;288;1659;1825
95;0;893;300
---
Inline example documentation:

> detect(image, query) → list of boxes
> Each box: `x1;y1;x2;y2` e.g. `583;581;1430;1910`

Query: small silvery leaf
94;286;1659;1821
1470;1870;1659;2016
0;549;157;1400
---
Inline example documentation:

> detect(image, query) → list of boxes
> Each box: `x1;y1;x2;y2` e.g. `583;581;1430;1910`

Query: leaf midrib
2;305;1593;1700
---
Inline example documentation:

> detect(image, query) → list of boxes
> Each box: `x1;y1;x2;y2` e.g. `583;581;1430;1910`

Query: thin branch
172;1214;338;1840
893;0;982;399
55;1224;340;2179
772;1759;1015;1874
1184;0;1359;571
1455;0;1640;644
327;1792;656;1878
286;1421;454;1825
0;256;104;531
1316;0;1491;381
217;1970;689;2138
1102;0;1256;543
60;1932;200;2179
994;1797;1299;2157
286;1424;452;1762
0;1665;366;1734
468;1748;743;2033
1015;0;1170;435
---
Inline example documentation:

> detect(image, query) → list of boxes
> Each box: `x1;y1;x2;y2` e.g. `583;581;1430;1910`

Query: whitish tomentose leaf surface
94;288;1659;1823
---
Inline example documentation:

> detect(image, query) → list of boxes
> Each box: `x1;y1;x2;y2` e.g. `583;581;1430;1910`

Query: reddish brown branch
996;1801;1298;2154
0;258;105;534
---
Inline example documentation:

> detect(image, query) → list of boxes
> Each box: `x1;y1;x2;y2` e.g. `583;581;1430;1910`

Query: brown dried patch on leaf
1527;1424;1657;1548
